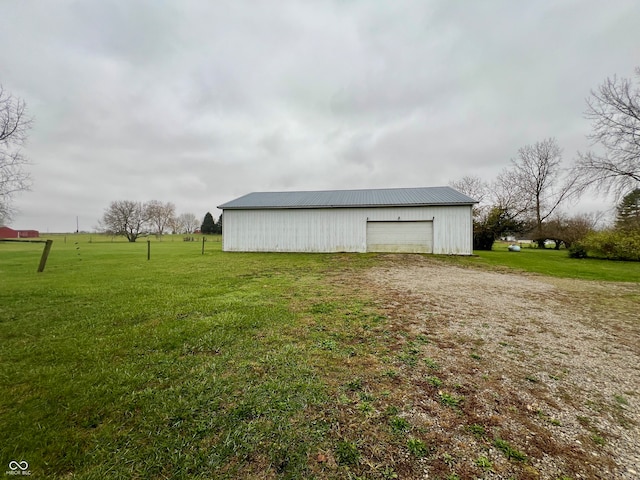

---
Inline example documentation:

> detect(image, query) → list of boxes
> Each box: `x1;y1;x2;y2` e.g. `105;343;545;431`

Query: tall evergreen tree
615;189;640;231
201;212;216;234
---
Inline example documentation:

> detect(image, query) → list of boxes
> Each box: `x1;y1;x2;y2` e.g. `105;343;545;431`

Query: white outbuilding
218;186;477;254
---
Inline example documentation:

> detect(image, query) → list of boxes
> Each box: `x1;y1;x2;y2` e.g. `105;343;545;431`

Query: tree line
451;67;640;254
98;200;221;242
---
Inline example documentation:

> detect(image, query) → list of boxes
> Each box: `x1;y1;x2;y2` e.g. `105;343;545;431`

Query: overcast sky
2;0;639;232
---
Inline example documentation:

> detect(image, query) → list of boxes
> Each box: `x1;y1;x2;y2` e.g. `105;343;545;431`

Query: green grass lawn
0;236;637;479
449;242;640;282
0;237;383;479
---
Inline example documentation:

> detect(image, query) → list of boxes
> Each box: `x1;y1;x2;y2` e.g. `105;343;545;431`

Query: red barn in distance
0;227;40;239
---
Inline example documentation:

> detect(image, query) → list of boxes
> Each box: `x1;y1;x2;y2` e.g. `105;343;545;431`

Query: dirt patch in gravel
362;255;639;479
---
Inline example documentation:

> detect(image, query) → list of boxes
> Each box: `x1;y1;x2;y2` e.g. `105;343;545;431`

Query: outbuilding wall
0;228;40;238
0;227;18;238
222;205;473;254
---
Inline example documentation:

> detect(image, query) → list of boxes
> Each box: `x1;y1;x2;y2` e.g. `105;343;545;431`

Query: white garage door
366;221;433;253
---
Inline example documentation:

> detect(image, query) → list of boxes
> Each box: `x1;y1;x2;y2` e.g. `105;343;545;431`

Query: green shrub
580;229;640;261
568;243;588;259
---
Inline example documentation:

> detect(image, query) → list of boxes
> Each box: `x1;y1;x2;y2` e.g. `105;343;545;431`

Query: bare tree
492;168;533;219
544;212;600;249
451;171;535;222
145;200;176;236
451;174;495;223
1;86;32;222
100;200;149;242
451;175;526;249
573;68;640;198
168;215;182;234
510;138;578;246
177;212;199;234
450;175;489;205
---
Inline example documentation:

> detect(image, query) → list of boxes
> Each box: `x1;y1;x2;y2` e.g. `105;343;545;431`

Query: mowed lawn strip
442;242;640;282
0;239;382;478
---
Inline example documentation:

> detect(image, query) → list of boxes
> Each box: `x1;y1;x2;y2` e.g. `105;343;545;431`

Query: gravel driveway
365;255;639;479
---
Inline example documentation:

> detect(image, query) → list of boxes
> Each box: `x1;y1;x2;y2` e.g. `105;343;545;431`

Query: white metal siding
222;205;473;254
366;221;433;253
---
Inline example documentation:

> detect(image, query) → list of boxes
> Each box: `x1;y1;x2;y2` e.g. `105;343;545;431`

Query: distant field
1;239;637;479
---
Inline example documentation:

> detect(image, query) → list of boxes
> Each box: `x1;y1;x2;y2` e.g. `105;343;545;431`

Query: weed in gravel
389;416;411;433
407;438;428;457
470;352;481;360
384;405;399;416
614;394;628;406
380;466;398;479
384;369;399;379
494;438;527;461
585;398;604;412
442;452;454;466
424;357;440;370
576;415;591;427
537;411;562;426
359;391;375;402
445;473;460;480
591;433;606;446
399;345;420;366
426;376;443;388
525;375;539;383
439;392;463;408
335;440;360;466
475;455;493;470
346;377;363;391
467;424;486;437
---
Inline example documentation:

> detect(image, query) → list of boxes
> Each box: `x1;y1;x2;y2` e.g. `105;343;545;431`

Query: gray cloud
1;0;638;231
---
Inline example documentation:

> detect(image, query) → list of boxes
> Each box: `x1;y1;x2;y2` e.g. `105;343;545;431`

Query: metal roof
218;186;477;210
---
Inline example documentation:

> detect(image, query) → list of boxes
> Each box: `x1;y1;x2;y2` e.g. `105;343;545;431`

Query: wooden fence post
147;240;151;260
37;240;54;273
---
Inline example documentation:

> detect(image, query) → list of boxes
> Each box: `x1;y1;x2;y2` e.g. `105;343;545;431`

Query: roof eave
218;202;477;210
